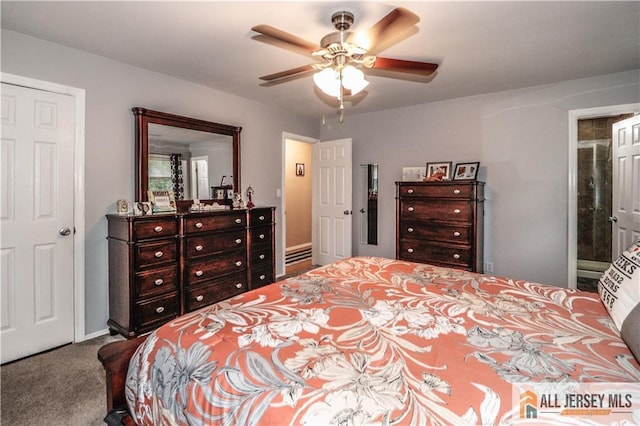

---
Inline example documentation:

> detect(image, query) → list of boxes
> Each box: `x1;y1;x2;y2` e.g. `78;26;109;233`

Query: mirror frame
134;107;241;202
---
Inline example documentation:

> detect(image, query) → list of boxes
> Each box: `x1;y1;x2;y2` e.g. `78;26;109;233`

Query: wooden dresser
106;207;275;337
396;181;484;272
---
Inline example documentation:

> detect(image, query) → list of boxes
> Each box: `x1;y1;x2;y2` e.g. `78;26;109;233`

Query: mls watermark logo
512;382;640;424
519;390;537;419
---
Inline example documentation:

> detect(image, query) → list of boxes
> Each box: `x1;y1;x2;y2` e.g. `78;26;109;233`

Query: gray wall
320;70;640;287
1;29;320;335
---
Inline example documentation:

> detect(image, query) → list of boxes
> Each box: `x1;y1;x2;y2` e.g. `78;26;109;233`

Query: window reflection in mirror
148;123;233;200
360;164;378;245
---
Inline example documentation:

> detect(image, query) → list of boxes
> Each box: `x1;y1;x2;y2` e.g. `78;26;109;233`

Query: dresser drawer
135;266;178;298
185;250;246;285
184;212;246;234
399;221;472;244
250;226;272;246
399;239;472;269
251;245;273;268
134;218;178;240
250;208;274;225
251;265;274;290
185;229;246;259
399;200;472;222
185;273;248;312
135;292;179;331
135;240;178;269
399;183;474;199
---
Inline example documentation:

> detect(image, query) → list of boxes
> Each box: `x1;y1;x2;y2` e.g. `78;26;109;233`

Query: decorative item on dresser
396;181;484;272
106;206;275;338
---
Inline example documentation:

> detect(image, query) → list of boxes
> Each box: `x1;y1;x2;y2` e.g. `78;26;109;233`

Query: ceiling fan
251;7;439;121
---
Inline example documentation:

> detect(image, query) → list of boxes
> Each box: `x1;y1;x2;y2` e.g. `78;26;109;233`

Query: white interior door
312;138;352;265
612;114;640;256
190;156;209;199
1;83;76;363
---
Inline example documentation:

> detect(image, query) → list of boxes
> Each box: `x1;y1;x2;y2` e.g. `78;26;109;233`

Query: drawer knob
407;227;414;233
235;283;243;289
155;306;165;314
196;295;204;302
195;222;203;229
154;251;163;258
453;254;461;259
453;209;461;214
453;189;461;194
407;189;414;194
259;254;265;260
453;231;461;237
259;234;265;239
235;218;242;224
235;238;242;244
407;206;414;212
407;248;414;253
260;274;266;280
154;226;163;233
195;270;203;277
259;215;265;220
235;261;243;267
195;245;203;251
154;278;164;286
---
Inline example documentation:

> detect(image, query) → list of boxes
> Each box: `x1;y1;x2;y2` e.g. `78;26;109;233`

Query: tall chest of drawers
106;207;275;338
396;181;485;272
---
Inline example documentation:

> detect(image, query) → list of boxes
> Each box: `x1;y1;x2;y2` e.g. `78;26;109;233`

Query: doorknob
59;227;71;236
343;210;352;215
609;216;618;223
359;208;365;213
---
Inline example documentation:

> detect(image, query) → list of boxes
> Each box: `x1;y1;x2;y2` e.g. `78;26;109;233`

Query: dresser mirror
360;164;378;245
134;107;241;203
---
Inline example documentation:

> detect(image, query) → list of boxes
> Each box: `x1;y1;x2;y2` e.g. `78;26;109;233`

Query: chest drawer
399;221;472;244
185;250;247;285
399;239;472;269
185;229;246;259
250;226;272;247
185;272;248;312
135;266;178;298
250;208;274;225
399;200;472;222
134;218;178;240
251;265;274;290
251;245;273;267
399;184;474;198
135;240;178;269
184;212;246;234
135;292;179;331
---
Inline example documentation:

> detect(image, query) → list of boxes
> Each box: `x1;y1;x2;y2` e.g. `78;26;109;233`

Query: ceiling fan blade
372;57;438;76
252;25;321;56
258;64;316;85
363;7;420;55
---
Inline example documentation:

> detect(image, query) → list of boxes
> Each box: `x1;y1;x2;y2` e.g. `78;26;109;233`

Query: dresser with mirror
106;108;275;338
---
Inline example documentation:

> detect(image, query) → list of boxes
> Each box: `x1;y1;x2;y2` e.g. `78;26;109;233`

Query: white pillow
598;240;640;361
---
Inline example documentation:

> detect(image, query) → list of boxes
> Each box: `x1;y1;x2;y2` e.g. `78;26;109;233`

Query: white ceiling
2;1;639;119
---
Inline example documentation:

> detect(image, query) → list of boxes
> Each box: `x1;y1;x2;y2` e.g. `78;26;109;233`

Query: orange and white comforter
125;257;640;425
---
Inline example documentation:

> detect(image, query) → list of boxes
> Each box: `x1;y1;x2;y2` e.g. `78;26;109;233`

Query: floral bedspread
125;257;640;425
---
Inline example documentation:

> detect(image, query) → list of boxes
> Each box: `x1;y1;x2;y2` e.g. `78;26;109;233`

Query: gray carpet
1;333;124;426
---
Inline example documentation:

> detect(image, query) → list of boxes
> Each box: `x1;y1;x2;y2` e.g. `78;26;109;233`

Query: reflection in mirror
360;164;378;245
134;107;240;204
148;124;234;200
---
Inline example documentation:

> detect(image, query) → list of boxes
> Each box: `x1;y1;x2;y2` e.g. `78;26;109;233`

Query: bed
98;256;640;425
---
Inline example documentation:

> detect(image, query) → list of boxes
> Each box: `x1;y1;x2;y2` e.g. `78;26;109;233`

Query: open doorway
568;104;639;291
283;135;317;277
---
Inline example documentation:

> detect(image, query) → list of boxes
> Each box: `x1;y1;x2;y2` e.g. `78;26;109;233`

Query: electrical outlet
485;261;494;273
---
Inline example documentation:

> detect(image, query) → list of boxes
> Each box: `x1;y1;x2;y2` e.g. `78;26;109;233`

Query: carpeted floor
1;333;123;426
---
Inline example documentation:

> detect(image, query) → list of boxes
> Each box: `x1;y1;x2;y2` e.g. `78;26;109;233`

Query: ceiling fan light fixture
341;65;369;95
313;67;341;97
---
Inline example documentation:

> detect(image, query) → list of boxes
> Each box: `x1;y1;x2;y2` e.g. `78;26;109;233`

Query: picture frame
296;163;305;176
453;162;480;181
147;190;176;213
134;201;152;216
425;161;452;181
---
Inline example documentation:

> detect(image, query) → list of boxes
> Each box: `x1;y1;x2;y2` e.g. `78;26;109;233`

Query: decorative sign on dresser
106;207;275;338
396;181;484;272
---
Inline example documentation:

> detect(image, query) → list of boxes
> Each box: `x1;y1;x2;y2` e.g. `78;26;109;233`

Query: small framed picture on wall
453;162;480;181
296;163;305;176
